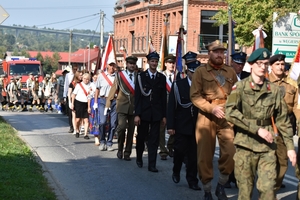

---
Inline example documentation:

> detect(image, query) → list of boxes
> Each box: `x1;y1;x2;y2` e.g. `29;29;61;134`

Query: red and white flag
288;41;300;82
101;34;116;70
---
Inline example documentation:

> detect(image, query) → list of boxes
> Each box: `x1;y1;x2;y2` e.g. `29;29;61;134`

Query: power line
66;16;99;30
36;13;100;27
6;5;113;10
104;16;114;25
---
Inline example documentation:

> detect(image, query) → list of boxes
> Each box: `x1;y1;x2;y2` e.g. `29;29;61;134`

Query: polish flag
101;34;116;70
288;41;300;82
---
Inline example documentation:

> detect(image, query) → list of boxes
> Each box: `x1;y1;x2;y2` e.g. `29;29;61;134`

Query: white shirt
63;72;73;98
73;82;91;102
95;72;115;97
148;69;157;79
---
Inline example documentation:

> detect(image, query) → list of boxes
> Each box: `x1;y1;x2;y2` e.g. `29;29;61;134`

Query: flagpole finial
109;33;114;36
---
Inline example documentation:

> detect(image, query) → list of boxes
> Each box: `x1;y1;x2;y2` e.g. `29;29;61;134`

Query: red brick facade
114;0;227;68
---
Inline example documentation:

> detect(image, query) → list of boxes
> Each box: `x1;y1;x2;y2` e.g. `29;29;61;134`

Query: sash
79;83;88;96
166;78;172;93
119;71;135;95
101;72;113;86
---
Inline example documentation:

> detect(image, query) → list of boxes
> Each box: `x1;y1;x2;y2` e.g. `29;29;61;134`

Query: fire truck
0;56;44;98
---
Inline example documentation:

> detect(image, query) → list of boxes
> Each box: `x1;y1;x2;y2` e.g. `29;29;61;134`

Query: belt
209;99;227;104
247;119;272;126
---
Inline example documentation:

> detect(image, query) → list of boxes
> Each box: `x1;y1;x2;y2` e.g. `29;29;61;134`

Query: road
1;111;299;200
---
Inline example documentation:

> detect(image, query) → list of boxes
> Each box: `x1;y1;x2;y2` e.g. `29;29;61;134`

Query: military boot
215;183;228;200
204;192;213;200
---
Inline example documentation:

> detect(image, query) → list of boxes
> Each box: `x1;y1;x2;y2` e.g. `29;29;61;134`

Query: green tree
213;0;296;48
51;52;61;73
36;52;44;63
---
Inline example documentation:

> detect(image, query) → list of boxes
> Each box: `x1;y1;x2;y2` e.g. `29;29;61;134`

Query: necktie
169;74;172;83
152;74;155;80
129;74;133;80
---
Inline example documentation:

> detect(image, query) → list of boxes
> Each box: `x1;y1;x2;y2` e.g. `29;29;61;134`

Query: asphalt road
1;110;299;200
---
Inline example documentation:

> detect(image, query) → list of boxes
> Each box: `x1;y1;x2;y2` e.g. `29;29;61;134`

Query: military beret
205;40;227;51
231;52;247;64
269;54;286;65
164;55;176;63
182;51;197;63
146;51;160;60
125;56;138;63
247;48;271;63
187;60;201;73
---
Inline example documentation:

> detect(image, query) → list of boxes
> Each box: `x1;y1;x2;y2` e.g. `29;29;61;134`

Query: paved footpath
1;111;298;200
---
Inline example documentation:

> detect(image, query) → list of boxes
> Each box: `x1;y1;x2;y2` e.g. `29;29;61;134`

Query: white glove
93;103;98;110
69;102;73;110
104;107;110;116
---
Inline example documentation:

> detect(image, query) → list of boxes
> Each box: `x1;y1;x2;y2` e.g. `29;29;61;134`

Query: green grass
0;117;57;200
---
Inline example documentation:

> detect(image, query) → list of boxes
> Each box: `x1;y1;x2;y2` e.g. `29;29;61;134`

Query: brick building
113;0;228;69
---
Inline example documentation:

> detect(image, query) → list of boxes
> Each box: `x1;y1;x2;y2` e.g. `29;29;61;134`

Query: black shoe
204;192;213;200
75;132;79;138
189;184;201;190
161;155;167;160
117;151;123;159
224;180;232;188
168;149;174;157
148;167;158;172
215;183;228;200
172;173;180;183
136;159;143;168
68;128;74;133
84;135;90;139
124;155;131;161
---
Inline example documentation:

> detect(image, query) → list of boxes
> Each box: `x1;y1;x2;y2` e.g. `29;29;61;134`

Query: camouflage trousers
234;147;276;200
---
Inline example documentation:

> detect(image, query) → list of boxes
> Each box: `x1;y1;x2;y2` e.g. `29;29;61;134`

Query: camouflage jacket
225;75;294;152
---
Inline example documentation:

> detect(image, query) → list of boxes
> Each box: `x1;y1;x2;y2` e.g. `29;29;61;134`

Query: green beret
164;55;176;63
247;48;271;63
125;56;138;63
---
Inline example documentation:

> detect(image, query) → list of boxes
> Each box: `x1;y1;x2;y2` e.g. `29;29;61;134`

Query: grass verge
0;116;57;200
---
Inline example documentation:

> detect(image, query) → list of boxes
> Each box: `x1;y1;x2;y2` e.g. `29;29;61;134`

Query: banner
101;34;116;71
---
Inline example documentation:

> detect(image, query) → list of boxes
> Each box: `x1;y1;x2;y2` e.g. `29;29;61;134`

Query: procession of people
1;41;300;200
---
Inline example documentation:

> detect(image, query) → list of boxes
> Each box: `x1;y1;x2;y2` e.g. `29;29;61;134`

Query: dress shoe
136;160;143;168
124;155;131;161
75;132;79;138
215;183;228;200
204;192;213;200
161;155;167;160
117;151;123;159
189;184;201;190
172;173;180;183
68;128;74;133
148;167;158;172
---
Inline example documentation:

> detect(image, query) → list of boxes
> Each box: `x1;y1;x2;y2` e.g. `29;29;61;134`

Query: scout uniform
225;48;295;200
29;75;40;111
7;77;18;110
190;40;237;200
16;76;25;111
106;56;137;160
268;54;300;192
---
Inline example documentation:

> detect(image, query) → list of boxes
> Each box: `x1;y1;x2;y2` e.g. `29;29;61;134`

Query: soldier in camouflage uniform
268;54;300;193
225;48;297;200
190;40;237;200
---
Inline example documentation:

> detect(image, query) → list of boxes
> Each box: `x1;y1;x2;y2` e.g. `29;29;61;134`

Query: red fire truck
0;56;44;97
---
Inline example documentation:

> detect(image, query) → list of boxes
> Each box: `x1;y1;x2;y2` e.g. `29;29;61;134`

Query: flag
226;20;236;65
175;26;184;74
101;34;116;71
158;34;168;71
288;41;300;84
243;26;267;73
148;36;156;54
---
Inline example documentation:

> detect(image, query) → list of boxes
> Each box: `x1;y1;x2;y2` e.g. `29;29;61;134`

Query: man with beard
190;40;237;200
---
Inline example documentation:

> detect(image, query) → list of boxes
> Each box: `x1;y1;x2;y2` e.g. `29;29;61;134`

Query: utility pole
182;0;188;54
100;11;105;49
68;30;73;68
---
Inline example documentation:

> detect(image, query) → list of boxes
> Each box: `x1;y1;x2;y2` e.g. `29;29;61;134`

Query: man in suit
134;51;167;172
167;56;201;191
231;52;249;81
106;56;138;161
159;55;177;160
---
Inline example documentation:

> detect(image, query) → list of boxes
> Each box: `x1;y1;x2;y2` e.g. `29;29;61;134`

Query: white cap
107;58;116;65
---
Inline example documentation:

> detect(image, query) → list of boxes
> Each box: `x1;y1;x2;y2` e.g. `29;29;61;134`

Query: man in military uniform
268;54;300;193
134;51;167;172
225;48;296;200
231;52;250;81
190;40;237;200
159;55;177;160
105;56;138;161
296;75;300;200
167;57;201;190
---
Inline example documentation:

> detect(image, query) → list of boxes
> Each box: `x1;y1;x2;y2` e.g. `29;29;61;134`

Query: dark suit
167;77;198;185
135;69;167;169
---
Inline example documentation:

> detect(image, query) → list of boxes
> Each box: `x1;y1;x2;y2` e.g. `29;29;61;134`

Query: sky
0;1;116;32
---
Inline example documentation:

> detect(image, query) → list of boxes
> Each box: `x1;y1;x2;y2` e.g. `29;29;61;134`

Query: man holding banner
106;56;138;161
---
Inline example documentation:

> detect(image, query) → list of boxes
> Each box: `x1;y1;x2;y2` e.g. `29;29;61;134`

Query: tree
213;0;296;48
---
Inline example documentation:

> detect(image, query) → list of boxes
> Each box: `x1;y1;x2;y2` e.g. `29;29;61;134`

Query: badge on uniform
232;85;237;90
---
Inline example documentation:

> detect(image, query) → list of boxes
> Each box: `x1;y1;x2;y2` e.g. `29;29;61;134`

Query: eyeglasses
255;62;269;67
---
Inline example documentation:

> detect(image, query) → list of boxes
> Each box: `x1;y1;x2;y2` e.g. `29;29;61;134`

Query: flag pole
160;13;169;71
228;5;233;64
